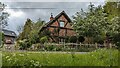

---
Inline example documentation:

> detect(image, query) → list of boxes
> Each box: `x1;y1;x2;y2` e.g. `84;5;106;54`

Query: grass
2;48;118;67
0;51;2;67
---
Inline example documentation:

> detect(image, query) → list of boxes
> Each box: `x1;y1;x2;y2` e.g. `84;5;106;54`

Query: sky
1;1;105;35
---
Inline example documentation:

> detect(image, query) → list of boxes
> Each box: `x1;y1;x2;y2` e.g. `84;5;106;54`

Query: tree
17;18;45;49
73;3;108;43
0;2;9;28
73;2;120;45
29;18;45;44
0;32;4;47
104;2;120;47
17;18;33;40
103;2;120;19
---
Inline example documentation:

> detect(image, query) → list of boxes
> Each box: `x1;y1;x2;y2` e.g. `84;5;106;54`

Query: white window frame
59;21;64;27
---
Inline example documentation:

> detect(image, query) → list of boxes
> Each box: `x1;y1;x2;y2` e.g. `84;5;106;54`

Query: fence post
103;43;106;48
110;43;112;48
95;43;98;49
79;43;81;46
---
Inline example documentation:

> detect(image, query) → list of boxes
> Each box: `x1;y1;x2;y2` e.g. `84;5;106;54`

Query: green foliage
45;45;55;51
41;29;51;36
103;2;120;46
69;36;77;43
17;18;45;49
0;32;4;47
73;3;120;44
65;36;69;43
103;2;119;19
29;18;45;44
0;2;9;28
18;18;33;40
17;39;31;50
40;36;48;44
73;4;108;43
112;33;120;47
2;49;118;66
78;36;85;43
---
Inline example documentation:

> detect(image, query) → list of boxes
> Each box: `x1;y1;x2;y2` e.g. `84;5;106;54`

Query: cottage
2;29;17;45
39;11;76;43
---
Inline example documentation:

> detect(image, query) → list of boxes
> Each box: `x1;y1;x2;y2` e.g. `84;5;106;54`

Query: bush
17;39;32;50
45;45;55;51
0;32;4;47
65;36;69;43
69;36;77;43
112;33;120;48
40;36;48;44
78;36;85;43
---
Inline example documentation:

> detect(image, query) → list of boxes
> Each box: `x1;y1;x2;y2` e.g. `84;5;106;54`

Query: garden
1;48;118;67
0;1;119;68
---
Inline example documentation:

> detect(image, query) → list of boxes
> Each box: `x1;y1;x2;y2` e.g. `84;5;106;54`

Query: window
59;21;64;27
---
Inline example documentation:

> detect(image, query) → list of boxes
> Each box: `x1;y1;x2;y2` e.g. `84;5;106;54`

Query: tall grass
2;48;118;67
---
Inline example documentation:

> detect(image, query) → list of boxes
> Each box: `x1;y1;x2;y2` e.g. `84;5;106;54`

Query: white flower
6;56;9;59
7;58;11;61
34;61;40;66
19;54;24;57
30;60;34;63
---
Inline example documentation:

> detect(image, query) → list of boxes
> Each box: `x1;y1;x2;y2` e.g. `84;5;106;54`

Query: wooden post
110;43;112;48
103;42;106;48
95;43;98;49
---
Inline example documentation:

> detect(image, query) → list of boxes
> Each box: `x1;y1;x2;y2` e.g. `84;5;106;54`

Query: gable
39;11;76;36
50;14;73;29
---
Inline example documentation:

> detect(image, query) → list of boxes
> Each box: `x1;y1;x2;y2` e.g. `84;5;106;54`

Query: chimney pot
50;13;54;21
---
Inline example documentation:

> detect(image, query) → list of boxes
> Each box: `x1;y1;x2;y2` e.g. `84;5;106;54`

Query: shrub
78;36;85;43
17;39;31;50
45;45;55;51
65;36;69;43
40;36;48;44
0;32;4;47
112;33;120;48
69;36;77;43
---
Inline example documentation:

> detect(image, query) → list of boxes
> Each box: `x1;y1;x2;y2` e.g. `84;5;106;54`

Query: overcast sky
2;2;105;35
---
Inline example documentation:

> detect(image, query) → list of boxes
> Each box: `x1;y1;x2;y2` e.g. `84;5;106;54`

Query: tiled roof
39;11;72;32
2;29;17;37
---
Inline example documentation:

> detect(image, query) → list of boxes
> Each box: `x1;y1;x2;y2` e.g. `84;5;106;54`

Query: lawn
1;48;118;67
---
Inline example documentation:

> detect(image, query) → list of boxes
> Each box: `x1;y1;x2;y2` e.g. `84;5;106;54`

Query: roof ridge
39;11;72;32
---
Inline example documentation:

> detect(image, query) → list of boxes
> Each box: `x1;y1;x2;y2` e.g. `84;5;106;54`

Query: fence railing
44;43;117;49
1;43;118;52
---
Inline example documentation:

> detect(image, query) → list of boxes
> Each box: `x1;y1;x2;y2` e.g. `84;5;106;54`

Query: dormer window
59;21;64;27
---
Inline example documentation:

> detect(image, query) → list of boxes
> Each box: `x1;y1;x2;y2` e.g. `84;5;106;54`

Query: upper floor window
59;21;64;27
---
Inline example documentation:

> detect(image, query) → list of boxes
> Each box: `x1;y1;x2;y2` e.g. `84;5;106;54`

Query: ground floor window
59;38;65;43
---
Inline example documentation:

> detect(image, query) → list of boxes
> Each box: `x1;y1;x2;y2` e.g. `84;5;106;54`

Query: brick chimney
50;13;54;21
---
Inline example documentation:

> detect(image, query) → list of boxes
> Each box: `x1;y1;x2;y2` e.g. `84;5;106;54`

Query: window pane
60;22;64;27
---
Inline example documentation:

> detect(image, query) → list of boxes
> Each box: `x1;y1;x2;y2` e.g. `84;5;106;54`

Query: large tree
73;3;108;43
18;18;33;40
73;2;120;45
28;18;45;44
0;2;9;47
17;18;45;49
0;2;9;28
104;2;120;47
